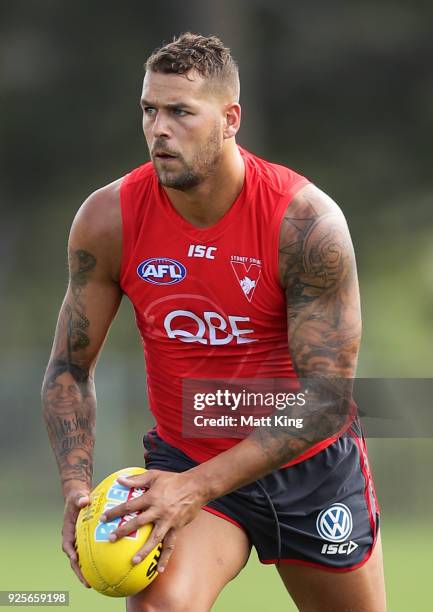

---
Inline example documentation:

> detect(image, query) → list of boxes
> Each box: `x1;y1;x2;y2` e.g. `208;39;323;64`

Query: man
42;33;386;611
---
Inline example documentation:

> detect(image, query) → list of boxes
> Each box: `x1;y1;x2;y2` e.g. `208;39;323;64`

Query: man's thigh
126;509;251;612
276;532;386;612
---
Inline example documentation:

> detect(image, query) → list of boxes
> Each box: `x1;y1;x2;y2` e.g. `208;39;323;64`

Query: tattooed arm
250;183;361;463
189;183;361;487
42;179;122;584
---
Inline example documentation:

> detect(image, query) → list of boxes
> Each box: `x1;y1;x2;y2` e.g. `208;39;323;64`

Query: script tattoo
42;249;97;490
251;187;361;465
42;363;96;488
46;409;93;485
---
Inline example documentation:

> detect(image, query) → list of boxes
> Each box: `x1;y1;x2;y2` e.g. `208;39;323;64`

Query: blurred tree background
1;1;433;609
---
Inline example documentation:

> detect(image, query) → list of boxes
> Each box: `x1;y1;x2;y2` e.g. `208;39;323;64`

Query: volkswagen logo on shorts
316;503;353;542
137;258;187;285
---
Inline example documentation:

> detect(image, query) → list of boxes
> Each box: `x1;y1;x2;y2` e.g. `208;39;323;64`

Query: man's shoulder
278;183;353;288
75;178;123;239
80;160;154;226
287;182;346;221
70;178;126;282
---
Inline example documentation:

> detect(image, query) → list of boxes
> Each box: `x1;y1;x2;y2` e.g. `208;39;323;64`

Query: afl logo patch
137;258;187;285
316;503;353;542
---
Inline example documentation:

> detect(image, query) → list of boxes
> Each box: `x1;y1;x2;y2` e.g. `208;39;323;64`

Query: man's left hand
99;469;207;573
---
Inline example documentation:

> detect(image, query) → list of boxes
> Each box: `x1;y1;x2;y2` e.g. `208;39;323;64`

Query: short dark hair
145;32;240;101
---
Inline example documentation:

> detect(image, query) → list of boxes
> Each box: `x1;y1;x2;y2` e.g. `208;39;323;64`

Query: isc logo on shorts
137;258;187;285
317;503;359;556
321;541;359;555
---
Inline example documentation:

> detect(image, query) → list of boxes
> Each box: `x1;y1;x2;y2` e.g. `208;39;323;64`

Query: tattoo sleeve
42;249;97;494
250;186;362;467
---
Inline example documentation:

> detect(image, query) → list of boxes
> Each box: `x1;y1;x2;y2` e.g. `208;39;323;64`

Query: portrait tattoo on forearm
42;249;98;489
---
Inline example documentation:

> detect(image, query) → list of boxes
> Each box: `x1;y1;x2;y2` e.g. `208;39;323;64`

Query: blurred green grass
0;518;432;611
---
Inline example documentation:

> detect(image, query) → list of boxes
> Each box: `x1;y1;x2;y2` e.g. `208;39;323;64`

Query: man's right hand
62;489;92;588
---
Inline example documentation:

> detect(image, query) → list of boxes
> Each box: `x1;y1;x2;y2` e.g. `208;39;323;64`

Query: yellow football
75;467;161;597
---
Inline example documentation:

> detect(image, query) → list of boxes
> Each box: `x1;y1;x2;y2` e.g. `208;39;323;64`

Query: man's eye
143;107;157;115
173;109;188;116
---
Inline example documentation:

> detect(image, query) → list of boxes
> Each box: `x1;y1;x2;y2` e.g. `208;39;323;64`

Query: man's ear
223;102;241;139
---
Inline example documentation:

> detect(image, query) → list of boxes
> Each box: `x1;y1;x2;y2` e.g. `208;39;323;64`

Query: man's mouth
153;152;178;160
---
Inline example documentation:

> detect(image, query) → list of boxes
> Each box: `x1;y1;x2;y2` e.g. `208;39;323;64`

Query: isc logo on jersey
137;258;186;285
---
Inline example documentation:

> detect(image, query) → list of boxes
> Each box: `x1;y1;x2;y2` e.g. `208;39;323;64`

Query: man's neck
162;143;245;228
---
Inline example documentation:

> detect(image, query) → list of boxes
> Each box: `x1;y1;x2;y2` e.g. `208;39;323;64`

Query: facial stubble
154;123;223;190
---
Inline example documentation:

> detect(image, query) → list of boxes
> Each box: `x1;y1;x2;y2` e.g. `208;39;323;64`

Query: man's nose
152;111;171;138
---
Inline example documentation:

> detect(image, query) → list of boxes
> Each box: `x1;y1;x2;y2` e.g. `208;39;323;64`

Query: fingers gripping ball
75;467;162;597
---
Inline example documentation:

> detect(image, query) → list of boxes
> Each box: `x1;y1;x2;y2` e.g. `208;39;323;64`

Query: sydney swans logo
230;256;262;302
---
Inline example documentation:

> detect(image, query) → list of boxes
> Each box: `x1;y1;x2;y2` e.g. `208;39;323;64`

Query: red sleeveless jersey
120;147;310;462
